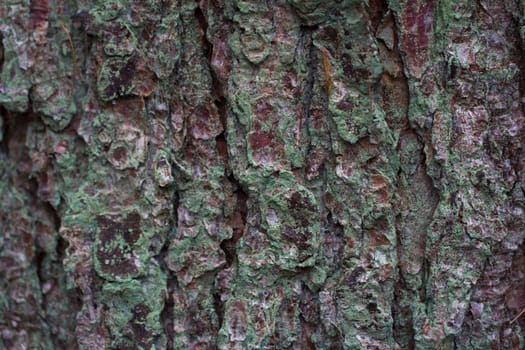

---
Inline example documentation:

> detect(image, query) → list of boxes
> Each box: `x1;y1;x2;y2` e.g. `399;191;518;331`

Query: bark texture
1;0;524;349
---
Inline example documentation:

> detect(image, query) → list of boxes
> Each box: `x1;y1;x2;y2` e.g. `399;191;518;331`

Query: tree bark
1;0;524;349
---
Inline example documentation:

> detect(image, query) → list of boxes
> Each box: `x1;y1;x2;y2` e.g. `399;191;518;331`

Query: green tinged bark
0;0;524;349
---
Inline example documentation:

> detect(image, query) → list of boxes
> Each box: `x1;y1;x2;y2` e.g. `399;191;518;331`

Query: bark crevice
160;274;177;350
300;26;319;145
0;32;4;75
220;175;247;268
0;106;8;153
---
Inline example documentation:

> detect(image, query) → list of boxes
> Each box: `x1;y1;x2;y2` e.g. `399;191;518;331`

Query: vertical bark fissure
387;2;441;346
515;0;525;190
159;62;179;349
194;1;249;334
195;0;228;305
158;188;178;350
221;178;248;268
37;175;80;349
143;97;155;178
389;12;417;348
300;26;319;148
160;272;177;350
155;5;186;346
503;2;525;336
0;32;3;143
0;32;3;74
507;241;525;329
0;107;9;153
194;4;212;61
2;105;80;346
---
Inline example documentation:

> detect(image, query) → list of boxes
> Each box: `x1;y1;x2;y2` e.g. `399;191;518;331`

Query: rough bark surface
1;0;524;349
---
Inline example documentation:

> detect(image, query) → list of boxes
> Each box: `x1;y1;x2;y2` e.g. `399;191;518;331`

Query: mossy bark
1;0;524;349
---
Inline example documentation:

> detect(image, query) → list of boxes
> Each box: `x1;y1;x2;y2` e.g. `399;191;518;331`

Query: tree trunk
1;0;524;349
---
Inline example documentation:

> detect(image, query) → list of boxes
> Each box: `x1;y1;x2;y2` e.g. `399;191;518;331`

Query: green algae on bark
0;0;524;349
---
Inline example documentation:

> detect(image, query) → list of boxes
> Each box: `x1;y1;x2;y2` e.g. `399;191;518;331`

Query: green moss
100;264;167;349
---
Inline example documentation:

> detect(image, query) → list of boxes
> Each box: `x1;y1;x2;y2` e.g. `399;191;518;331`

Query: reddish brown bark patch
399;0;435;78
127;304;153;348
95;212;142;280
29;0;49;30
106;58;136;99
248;132;273;150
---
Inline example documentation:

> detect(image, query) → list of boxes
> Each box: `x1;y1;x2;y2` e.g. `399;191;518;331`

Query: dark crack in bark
220;176;247;267
0;106;8;153
300;25;319;145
